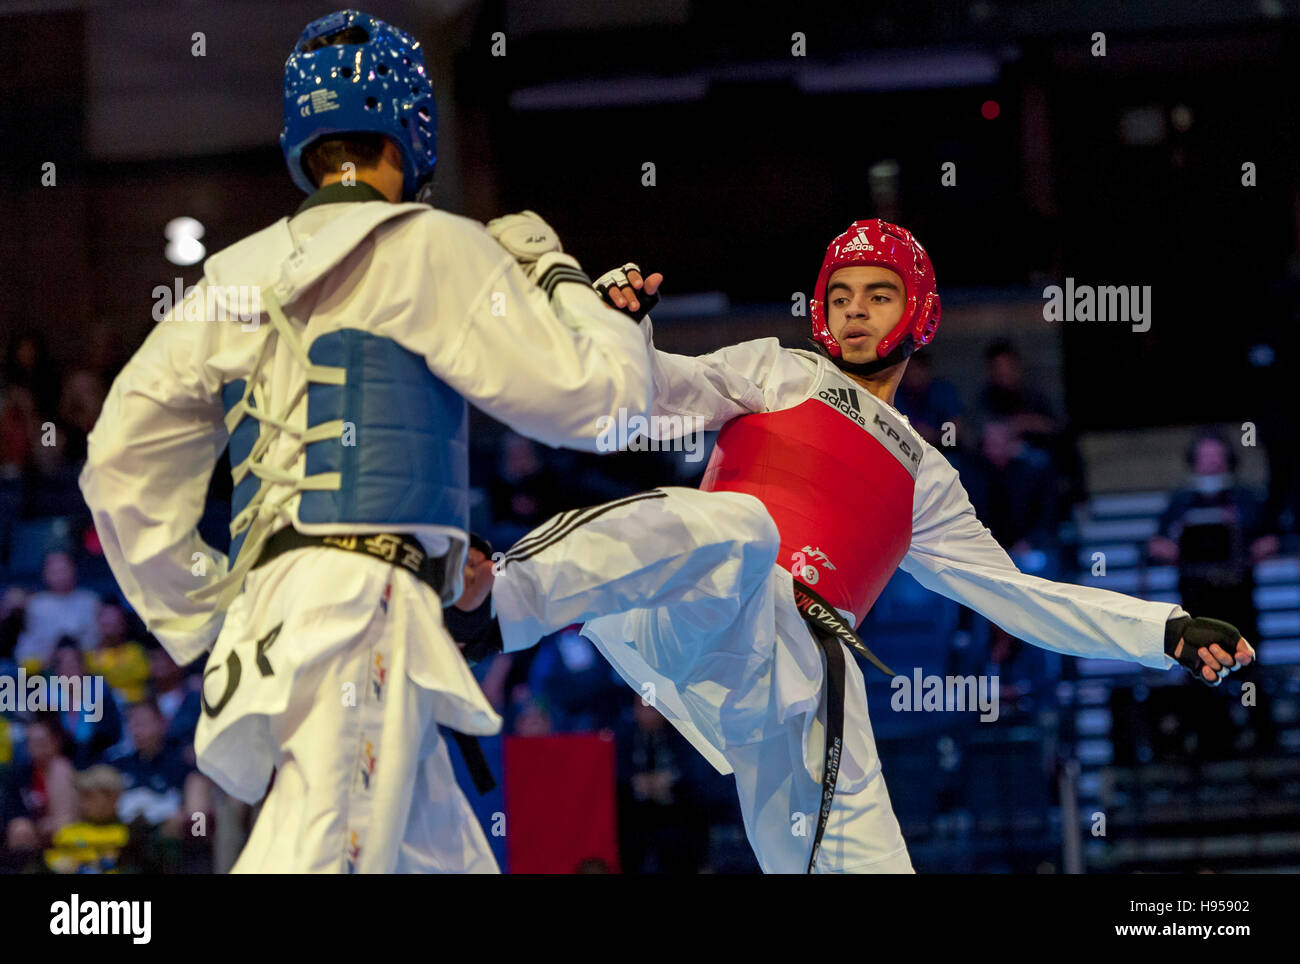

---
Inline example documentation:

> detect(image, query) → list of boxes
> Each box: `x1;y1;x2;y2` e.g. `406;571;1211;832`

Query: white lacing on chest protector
188;292;346;611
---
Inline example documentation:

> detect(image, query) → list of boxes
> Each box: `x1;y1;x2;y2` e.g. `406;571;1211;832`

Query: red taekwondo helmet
809;219;941;374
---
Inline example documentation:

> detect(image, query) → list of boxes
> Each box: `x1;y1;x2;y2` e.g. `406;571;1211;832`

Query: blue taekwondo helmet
281;9;437;201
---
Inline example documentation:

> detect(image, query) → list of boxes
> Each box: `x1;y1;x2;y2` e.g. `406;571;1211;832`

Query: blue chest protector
221;329;467;567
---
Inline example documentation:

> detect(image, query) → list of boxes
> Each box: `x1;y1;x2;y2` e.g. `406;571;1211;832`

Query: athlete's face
825;266;907;364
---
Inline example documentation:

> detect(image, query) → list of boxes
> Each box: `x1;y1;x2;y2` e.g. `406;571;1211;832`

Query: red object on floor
503;732;620;874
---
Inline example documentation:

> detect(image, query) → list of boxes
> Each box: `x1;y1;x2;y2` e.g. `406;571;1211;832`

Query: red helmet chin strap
810;219;941;363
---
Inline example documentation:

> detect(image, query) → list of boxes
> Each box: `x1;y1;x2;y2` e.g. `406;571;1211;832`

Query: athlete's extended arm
900;442;1254;684
405;212;653;451
592;263;802;433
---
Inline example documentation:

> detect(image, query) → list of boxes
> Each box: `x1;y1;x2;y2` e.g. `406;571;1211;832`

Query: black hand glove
620;286;660;322
1164;614;1245;686
443;595;503;665
594;262;660;321
444;533;504;665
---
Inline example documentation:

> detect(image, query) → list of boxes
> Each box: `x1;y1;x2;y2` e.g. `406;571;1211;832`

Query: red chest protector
699;365;922;628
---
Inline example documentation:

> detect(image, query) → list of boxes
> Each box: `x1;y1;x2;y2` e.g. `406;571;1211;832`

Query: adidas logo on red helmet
838;230;877;255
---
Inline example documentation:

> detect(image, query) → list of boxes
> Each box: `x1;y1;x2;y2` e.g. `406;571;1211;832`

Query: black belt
792;581;895;873
252;527;498;794
791;581;896;679
806;625;846;873
448;730;497;794
252;527;454;602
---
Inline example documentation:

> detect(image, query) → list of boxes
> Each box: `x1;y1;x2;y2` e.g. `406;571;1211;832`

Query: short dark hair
303;133;389;189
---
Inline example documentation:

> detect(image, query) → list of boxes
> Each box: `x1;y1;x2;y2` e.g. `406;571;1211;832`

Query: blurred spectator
47;637;123;769
110;700;197;839
82;323;129;386
14;551;100;668
476;652;513;711
56;369;106;465
616;696;709;873
957;420;1060;691
0;384;40;480
961;421;1059;560
1149;430;1279;643
3;716;77;852
512;696;554;737
0;770;34;868
0;385;35;572
0;587;25;664
528;627;624;732
3;331;59;422
977;340;1059;447
895;352;965;448
146;645;202;763
0;590;22;778
977;338;1088;509
43;764;131;874
489;432;566;544
85;599;150;705
0;751;27;866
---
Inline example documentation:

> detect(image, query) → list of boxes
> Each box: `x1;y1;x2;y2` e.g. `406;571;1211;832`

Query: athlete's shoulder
784;345;824;365
403;206;491;240
405;205;479;230
399;207;512;261
785;345;840;378
713;334;782;353
202;216;292;278
711;337;812;367
912;436;966;500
